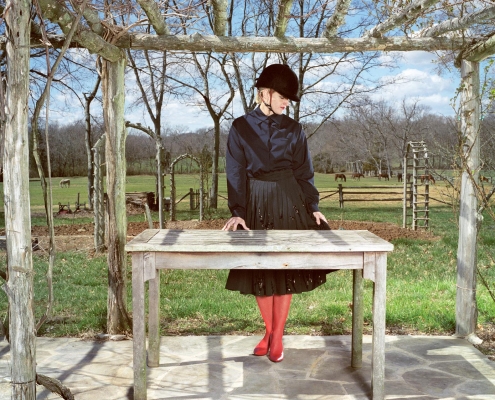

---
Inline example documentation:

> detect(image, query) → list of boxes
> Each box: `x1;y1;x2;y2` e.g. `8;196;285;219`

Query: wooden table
125;229;394;400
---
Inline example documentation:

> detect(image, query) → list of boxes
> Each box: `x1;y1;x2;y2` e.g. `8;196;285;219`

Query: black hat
255;64;301;102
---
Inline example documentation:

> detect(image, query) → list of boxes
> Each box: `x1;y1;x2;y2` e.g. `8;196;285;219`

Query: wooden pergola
3;0;494;397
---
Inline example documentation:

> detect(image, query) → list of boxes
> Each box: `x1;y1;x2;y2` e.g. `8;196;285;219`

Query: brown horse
397;173;403;182
406;173;412;183
378;173;389;181
335;173;346;182
352;173;364;180
420;174;435;184
480;175;490;183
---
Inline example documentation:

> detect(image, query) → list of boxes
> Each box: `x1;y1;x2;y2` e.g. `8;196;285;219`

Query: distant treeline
24;100;495;179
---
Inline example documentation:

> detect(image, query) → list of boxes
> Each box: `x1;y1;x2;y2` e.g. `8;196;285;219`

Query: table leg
352;269;363;368
148;269;161;367
132;253;147;400
372;252;387;400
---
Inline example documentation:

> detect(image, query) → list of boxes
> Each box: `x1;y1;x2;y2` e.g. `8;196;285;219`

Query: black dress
225;107;331;296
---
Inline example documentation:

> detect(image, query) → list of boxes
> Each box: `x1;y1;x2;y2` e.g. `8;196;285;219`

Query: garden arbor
3;0;494;397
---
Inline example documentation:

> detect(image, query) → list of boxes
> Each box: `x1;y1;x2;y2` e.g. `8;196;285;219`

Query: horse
352;173;364;180
420;174;435;184
378;173;389;181
397;173;403;182
335;173;346;182
59;178;71;188
480;175;490;183
406;173;412;183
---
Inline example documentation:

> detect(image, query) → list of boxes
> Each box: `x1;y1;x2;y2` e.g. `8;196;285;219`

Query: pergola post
455;59;480;340
4;0;37;397
103;54;132;334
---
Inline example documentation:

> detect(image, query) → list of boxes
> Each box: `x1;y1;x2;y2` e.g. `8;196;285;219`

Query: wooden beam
137;0;170;35
461;34;495;64
365;0;440;39
211;0;228;36
274;0;294;38
122;33;467;52
37;0;122;62
1;31;478;55
323;0;351;39
417;5;495;38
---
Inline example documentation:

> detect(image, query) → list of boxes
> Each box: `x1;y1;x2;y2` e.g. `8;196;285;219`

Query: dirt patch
21;218;436;253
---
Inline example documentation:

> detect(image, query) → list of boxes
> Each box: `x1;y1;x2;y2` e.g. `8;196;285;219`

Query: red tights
253;294;292;362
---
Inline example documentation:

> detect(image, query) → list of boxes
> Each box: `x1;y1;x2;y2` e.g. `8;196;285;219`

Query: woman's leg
253;295;273;356
269;293;292;362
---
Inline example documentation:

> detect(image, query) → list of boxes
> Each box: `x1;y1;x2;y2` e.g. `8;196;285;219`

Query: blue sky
47;50;462;132
154;51;461;130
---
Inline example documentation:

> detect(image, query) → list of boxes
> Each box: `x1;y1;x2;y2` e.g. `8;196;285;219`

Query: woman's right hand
222;217;250;231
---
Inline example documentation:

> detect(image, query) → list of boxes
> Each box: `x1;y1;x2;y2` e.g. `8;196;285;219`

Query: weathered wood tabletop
125;229;394;400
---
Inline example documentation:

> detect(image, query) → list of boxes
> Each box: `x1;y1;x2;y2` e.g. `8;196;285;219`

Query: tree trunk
92;134;106;252
209;119;220;209
85;73;101;210
102;54;132;334
155;132;165;228
4;0;37;397
456;60;480;339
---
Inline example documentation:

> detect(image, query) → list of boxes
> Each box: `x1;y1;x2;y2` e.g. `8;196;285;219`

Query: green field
0;174;494;348
1;171;457;218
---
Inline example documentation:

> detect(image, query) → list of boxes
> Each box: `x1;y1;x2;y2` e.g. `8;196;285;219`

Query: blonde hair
256;87;271;105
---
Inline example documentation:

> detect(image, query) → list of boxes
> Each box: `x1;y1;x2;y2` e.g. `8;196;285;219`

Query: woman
222;64;331;363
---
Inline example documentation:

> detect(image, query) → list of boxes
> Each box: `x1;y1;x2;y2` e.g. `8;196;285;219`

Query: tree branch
417;5;495;38
323;0;351;38
211;0;228;36
37;0;122;62
274;0;294;38
125;121;154;137
364;0;440;39
36;374;75;400
137;0;170;35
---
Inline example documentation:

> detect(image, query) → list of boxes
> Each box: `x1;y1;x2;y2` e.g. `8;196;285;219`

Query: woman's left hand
313;211;328;226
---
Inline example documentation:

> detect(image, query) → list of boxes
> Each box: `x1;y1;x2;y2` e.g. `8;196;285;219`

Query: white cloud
375;67;457;115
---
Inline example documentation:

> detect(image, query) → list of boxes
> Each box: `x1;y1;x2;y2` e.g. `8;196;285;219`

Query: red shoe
268;334;284;362
253;334;271;356
268;349;284;363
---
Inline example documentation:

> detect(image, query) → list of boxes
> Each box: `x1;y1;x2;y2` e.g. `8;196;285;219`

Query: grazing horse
335;173;346;182
420;174;435;184
352;173;364;180
378;173;389;181
480;175;490;183
397;173;403;182
59;178;71;188
406;173;412;183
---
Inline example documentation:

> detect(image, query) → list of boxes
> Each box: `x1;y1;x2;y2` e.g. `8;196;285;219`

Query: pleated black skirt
225;169;332;296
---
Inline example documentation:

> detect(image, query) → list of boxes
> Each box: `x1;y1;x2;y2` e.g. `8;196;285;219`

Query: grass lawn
0;174;494;348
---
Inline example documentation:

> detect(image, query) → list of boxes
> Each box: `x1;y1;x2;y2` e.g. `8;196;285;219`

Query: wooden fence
321;184;409;208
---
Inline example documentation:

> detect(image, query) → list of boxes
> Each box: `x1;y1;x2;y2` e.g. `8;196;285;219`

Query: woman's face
260;89;290;115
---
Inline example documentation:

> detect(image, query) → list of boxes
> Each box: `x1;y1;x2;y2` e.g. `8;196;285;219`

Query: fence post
189;188;194;210
338;184;344;208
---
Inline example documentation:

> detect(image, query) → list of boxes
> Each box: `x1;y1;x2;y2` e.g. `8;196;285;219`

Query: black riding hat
255;64;301;102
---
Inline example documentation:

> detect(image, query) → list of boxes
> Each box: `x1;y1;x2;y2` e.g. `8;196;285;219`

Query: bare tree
166;51;236;208
84;61;102;209
126;48;172;226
